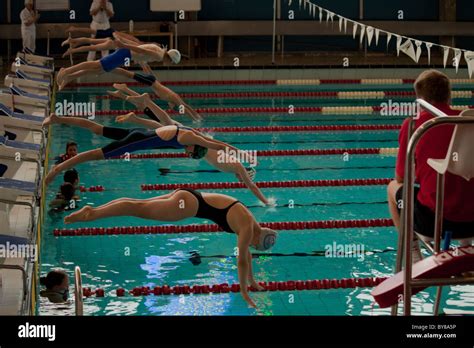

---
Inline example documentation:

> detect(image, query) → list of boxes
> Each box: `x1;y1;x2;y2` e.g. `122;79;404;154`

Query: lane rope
111;147;398;160
83;276;388;297
140;178;392;191
53;218;394;236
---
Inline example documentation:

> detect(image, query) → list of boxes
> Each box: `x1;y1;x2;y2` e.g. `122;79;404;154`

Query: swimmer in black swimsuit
42;114;237;186
64;189;277;308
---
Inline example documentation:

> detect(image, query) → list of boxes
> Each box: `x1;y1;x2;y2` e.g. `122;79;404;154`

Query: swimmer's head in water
186;145;208;159
167;49;182;64
254;227;277;251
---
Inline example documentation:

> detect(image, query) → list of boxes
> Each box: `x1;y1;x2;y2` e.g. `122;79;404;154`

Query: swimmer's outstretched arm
114;36;162;61
180;131;228;152
236;228;257;308
236;166;269;205
44;149;104;186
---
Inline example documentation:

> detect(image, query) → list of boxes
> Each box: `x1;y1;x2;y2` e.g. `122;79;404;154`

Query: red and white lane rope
140;178;392;191
66;78;474;88
97;90;474;100
111;147;398;160
53;218;394;236
83;276;388;298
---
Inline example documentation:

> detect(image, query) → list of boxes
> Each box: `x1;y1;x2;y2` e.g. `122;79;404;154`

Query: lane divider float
84;276;388;298
140;178;392;191
53;218;394;236
112;147;399;160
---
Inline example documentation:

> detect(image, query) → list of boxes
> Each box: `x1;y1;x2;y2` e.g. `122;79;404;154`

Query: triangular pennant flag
344;18;348;33
425;42;433;65
414;40;422;63
326;10;331;23
299;0;302;9
308;2;312;16
359;24;366;45
319;7;323;22
353;22;359;39
454;49;462;73
289;0;292;6
366;26;374;46
400;39;417;62
396;35;402;56
338;16;343;32
328;11;335;23
443;46;450;68
303;0;307;11
312;4;317;18
375;29;380;46
464;51;474;78
386;32;392;49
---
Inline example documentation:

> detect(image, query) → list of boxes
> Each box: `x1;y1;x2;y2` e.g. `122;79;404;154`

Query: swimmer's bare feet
58;74;71;91
62;48;72;58
112;83;128;92
125;93;149;109
107;90;125;99
64;205;93;224
65;26;76;34
42;113;59;127
115;112;136;123
56;68;65;85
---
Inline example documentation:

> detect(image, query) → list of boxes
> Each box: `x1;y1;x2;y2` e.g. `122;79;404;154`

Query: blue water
39;84;474;316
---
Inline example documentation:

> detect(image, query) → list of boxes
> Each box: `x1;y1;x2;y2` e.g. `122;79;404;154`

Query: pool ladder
74;266;83;316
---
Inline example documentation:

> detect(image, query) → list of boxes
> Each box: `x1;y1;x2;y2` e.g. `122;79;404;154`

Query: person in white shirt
20;0;39;53
87;0;114;61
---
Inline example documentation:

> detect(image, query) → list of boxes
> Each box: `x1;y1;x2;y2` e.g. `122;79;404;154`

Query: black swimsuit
179;188;241;233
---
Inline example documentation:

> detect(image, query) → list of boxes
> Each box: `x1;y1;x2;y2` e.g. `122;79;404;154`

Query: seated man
387;70;474;261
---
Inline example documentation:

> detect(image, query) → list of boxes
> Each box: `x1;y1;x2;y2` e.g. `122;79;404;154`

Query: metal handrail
400;101;474;315
74;266;84;316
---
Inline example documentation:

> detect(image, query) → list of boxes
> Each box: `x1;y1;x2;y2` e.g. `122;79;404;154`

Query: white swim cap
254;227;277;251
167;49;181;64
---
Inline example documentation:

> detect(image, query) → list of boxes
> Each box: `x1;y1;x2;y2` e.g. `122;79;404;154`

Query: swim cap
191;145;208;159
254;227;277;251
246;167;257;181
167;49;182;64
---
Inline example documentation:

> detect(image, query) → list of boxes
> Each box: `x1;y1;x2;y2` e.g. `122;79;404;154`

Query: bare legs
57;61;103;90
62;40;116;58
42;113;104;135
64;190;198;224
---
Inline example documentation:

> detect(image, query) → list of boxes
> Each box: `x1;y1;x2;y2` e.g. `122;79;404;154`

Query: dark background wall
1;0;473;56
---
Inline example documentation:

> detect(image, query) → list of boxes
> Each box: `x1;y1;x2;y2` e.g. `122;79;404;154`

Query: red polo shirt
396;104;474;222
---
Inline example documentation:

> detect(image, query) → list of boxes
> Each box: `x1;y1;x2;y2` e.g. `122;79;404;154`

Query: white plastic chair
427;109;474;181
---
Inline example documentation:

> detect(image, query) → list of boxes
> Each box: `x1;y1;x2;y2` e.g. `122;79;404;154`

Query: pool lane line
96;90;474;100
53;217;394;236
86;276;388;298
187;247;396;265
66;78;474;87
140;178;393;191
157;165;395;175
110;147;398;161
92;105;474;116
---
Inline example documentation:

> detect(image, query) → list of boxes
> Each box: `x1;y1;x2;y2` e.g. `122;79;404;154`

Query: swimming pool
39;81;474;316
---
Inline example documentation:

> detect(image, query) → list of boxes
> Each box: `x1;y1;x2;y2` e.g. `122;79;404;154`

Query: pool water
39;82;474;316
